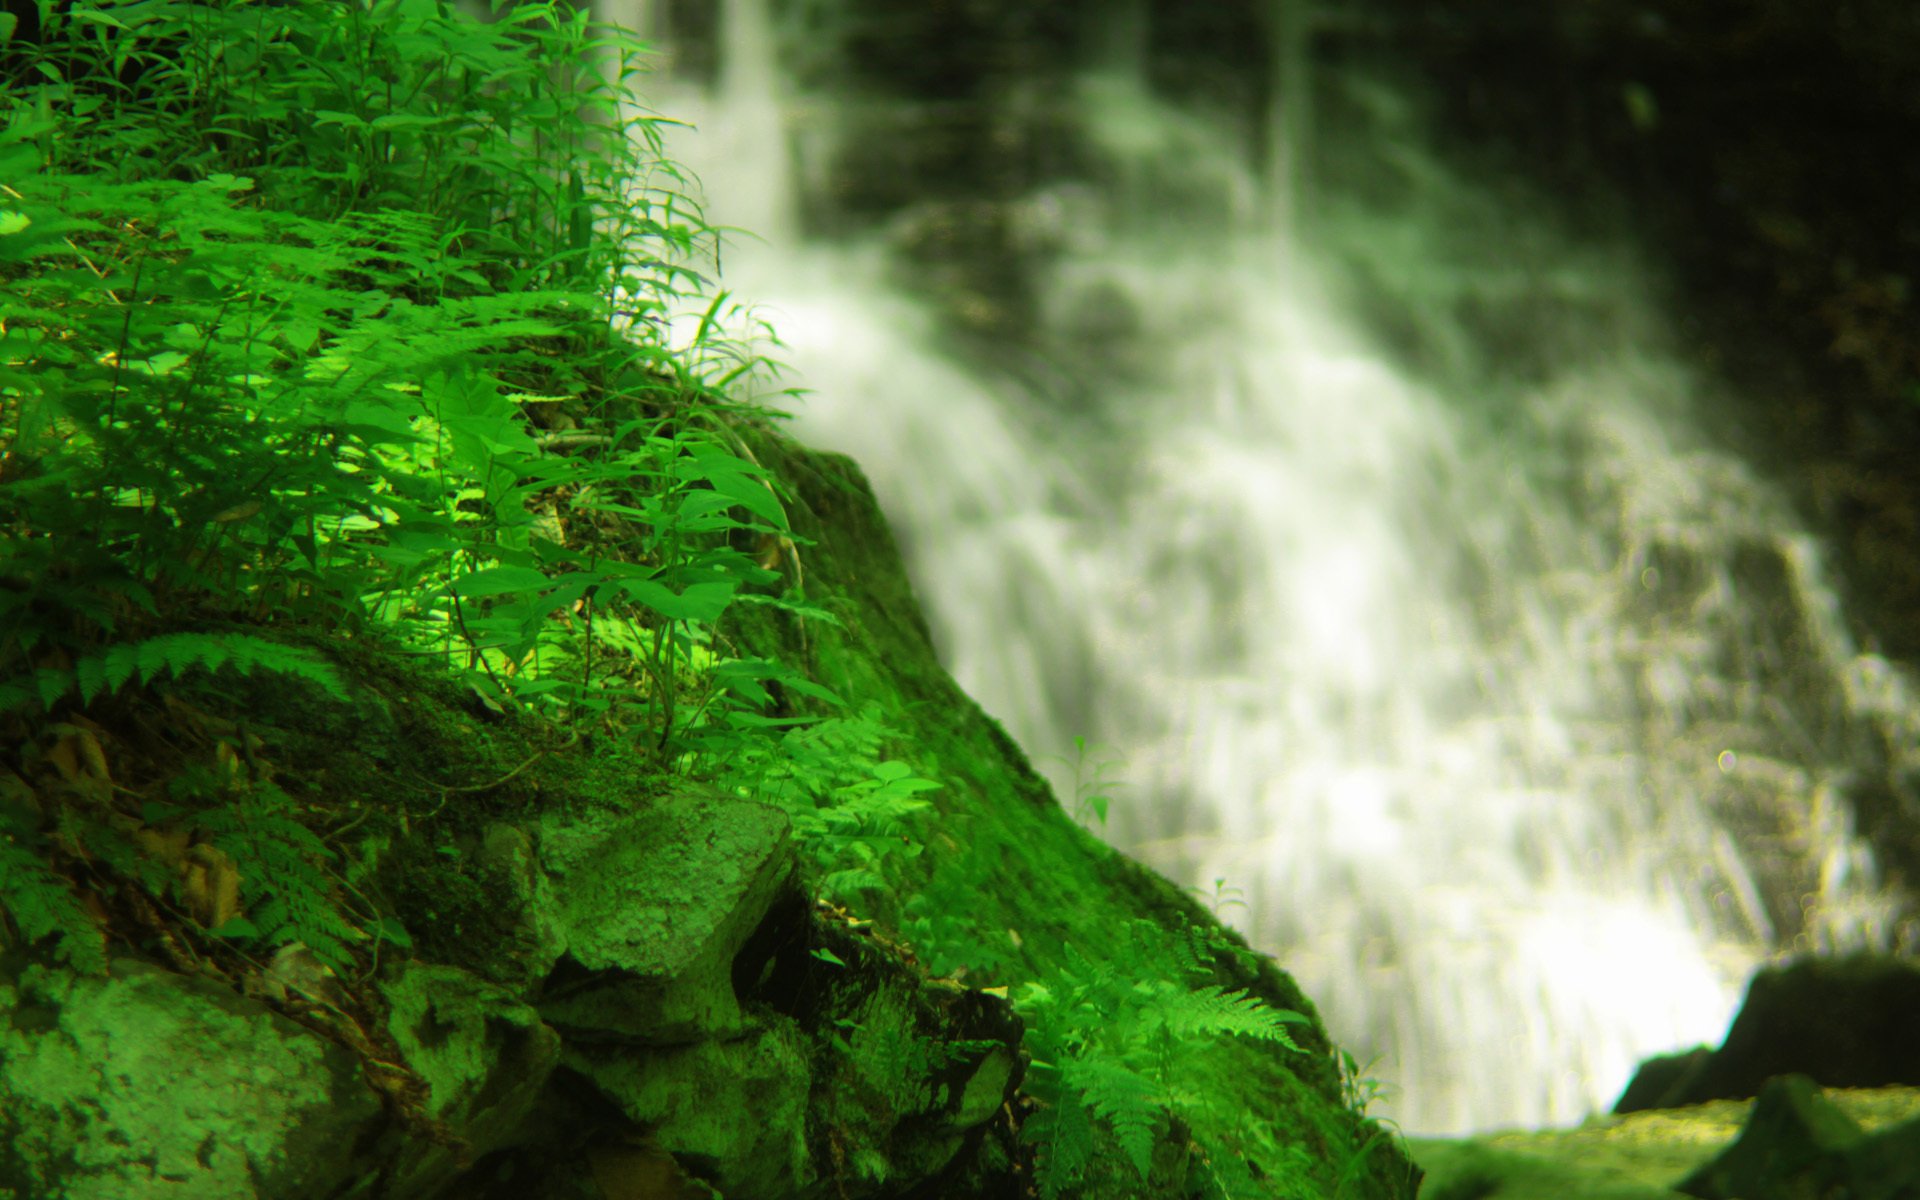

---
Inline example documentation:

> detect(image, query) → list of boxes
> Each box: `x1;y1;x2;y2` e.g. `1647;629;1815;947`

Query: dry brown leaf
181;843;243;930
264;942;349;1011
46;727;112;804
133;826;192;866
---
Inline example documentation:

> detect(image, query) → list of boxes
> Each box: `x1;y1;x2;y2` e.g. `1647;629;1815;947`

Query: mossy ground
1409;1086;1920;1200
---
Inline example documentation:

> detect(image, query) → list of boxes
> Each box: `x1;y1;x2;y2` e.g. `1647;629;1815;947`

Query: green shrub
0;0;817;976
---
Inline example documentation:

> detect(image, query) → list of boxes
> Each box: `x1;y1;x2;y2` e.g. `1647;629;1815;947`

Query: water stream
598;0;1908;1133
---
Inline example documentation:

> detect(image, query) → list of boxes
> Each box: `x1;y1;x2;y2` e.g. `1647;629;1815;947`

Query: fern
1067;1053;1161;1179
1171;985;1311;1052
179;778;358;970
1015;921;1314;1199
716;708;940;904
1033;1062;1098;1195
0;834;107;975
1;633;349;716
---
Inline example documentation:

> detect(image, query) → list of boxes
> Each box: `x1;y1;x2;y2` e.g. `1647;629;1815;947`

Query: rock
1616;953;1920;1112
0;955;383;1200
1677;1073;1920;1200
531;787;797;1045
1412;1083;1920;1200
1612;1045;1712;1113
378;962;564;1197
1676;1073;1865;1198
569;1023;814;1200
560;894;1026;1200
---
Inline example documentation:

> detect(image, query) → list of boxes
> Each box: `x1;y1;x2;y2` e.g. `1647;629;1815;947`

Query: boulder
1616;953;1920;1112
0;955;384;1200
1678;1073;1920;1200
529;788;798;1044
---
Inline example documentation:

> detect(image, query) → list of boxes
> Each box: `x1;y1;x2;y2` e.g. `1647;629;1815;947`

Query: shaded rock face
1336;0;1920;671
1616;953;1920;1113
1;779;1024;1200
1678;1073;1920;1200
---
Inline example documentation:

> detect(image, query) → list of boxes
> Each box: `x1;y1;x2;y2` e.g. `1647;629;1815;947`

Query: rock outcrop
1615;952;1920;1112
1;435;1408;1198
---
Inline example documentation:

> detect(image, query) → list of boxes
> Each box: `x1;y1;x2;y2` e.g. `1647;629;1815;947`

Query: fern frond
1032;1062;1097;1197
0;837;107;974
1171;985;1309;1052
1067;1052;1163;1180
189;783;358;970
61;632;350;709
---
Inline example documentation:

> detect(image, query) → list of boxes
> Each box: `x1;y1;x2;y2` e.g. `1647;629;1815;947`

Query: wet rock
1617;952;1920;1112
378;962;564;1197
531;787;796;1044
1612;1045;1713;1113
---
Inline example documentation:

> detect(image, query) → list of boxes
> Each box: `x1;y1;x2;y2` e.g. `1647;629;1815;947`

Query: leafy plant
1013;919;1312;1198
0;0;818;983
0;631;350;716
1044;734;1126;828
1195;875;1250;919
0;821;108;974
160;756;365;969
717;706;943;904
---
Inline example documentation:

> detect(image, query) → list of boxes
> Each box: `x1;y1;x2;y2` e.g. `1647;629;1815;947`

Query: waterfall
600;0;1909;1134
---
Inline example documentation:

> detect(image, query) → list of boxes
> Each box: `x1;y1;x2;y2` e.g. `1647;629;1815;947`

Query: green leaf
448;565;549;599
618;578;736;622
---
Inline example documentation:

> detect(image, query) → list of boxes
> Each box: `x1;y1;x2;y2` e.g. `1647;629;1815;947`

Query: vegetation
0;2;1389;1196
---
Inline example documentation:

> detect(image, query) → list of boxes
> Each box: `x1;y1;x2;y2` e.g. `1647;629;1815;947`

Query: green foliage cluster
0;0;821;976
1014;919;1316;1199
1045;734;1126;829
716;705;943;905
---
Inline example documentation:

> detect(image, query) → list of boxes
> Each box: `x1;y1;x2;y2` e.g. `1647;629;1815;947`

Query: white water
600;0;1905;1134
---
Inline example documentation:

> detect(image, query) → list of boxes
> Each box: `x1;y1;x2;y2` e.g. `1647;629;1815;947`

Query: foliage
0;820;109;974
1043;734;1126;828
0;0;816;984
716;705;942;904
160;760;364;969
1013;919;1313;1199
0;631;349;715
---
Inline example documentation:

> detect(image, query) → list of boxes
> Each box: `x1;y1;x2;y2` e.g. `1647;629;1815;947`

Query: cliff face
0;430;1414;1200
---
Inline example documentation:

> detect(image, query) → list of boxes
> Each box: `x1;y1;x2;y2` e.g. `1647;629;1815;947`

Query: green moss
724;428;1417;1197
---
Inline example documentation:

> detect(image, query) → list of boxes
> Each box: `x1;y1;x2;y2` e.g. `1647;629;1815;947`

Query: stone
1677;1073;1864;1198
1618;952;1920;1113
377;962;563;1197
1678;1073;1920;1200
1613;1045;1712;1113
531;786;796;1044
0;955;382;1200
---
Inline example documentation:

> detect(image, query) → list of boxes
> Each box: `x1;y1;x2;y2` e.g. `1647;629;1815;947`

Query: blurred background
582;0;1920;1135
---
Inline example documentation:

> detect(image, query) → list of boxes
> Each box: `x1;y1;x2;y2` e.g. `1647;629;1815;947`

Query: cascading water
601;0;1911;1133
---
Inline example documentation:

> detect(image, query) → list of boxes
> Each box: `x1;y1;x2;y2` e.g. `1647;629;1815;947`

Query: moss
726;426;1417;1197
